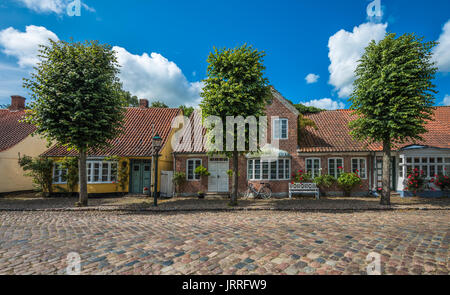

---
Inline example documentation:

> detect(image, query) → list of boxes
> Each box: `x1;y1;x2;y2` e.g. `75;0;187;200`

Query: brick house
173;88;450;197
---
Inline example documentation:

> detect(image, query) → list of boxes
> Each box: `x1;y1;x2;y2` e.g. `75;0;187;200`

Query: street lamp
152;133;162;207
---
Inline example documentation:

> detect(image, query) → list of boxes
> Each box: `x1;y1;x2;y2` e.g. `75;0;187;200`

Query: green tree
150;100;169;108
119;90;139;107
293;103;323;114
349;33;437;205
179;105;194;117
200;44;270;206
18;155;54;197
24;40;126;206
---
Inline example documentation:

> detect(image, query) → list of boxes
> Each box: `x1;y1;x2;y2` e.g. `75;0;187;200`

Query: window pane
285;159;290;179
414;157;420;164
445;158;450;164
437;165;443;175
187;160;194;180
437;158;443;163
429;157;435;163
281;119;287;139
102;163;109;182
94;163;100;182
406;157;412;164
255;160;261;179
430;165;436;177
262;161;269;180
248;160;253;180
273;120;280;139
278;159;284;179
270;161;277;180
421;157;428;163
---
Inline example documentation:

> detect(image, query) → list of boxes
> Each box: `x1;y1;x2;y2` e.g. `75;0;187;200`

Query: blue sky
0;0;449;108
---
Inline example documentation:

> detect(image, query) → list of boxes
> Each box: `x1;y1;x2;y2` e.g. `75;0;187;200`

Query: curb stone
0;207;448;213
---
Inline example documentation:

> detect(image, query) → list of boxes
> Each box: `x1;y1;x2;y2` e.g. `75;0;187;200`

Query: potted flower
429;170;450;197
314;174;336;197
172;172;187;197
197;191;206;199
336;168;362;197
143;187;150;195
292;169;313;183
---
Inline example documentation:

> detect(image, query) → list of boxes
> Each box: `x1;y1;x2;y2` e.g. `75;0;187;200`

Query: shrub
314;174;336;196
430;171;450;191
173;172;187;195
61;157;79;194
194;165;211;177
337;171;362;197
292;169;313;183
405;168;426;193
18;155;54;197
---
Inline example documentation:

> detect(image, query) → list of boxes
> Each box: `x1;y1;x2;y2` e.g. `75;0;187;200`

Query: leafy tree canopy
119;90;139;107
150;100;169;108
23;39;127;152
200;44;271;156
349;33;438;146
179;105;194;118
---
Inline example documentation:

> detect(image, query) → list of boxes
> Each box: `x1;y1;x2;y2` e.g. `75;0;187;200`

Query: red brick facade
173;90;379;197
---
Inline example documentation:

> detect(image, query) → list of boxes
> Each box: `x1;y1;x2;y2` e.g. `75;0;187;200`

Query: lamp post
152;133;162;207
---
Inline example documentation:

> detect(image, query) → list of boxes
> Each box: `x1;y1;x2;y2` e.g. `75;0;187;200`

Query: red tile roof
42;107;181;157
173;109;206;153
0;109;36;152
299;107;450;152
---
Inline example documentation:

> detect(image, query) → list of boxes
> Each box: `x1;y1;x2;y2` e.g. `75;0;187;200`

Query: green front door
130;160;152;194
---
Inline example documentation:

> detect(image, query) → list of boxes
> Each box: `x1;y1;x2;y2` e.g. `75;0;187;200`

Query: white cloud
0;25;201;107
16;0;65;14
113;46;203;107
15;0;95;15
444;95;450;106
302;98;345;110
0;25;59;68
305;73;319;84
328;22;387;98
433;19;450;72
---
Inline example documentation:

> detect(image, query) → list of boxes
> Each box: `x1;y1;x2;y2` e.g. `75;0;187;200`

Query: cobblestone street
0;210;448;275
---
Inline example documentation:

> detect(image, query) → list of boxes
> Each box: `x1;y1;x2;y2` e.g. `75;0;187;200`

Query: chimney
139;98;149;109
10;95;26;111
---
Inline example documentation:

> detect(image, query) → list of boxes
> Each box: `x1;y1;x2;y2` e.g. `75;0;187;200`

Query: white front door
208;159;229;193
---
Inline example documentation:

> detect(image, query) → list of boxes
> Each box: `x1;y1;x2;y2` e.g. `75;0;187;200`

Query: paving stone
0;210;447;275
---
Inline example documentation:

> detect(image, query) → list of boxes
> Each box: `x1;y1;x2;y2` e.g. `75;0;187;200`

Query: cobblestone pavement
0;211;448;275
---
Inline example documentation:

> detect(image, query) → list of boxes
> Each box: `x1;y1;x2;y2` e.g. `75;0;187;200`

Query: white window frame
273;118;288;140
53;163;67;184
247;158;291;181
306;158;321;178
351;158;367;179
86;160;118;184
186;159;202;181
328;158;344;178
401;156;450;179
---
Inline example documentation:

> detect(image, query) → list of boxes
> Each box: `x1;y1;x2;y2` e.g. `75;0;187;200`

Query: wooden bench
289;183;320;200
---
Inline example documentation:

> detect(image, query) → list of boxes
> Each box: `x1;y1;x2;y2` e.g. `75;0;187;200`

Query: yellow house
42;99;182;197
0;96;50;194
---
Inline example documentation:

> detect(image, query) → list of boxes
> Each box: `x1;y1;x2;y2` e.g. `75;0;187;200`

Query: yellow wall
51;157;131;194
50;128;178;194
0;135;49;193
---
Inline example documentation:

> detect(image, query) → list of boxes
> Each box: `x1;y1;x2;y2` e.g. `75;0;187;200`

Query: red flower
338;166;343;170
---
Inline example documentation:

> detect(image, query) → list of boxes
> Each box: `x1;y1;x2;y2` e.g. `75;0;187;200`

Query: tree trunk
230;150;239;206
78;150;88;206
381;140;391;205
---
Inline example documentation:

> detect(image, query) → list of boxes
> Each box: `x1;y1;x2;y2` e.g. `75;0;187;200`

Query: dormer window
273;118;288;140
